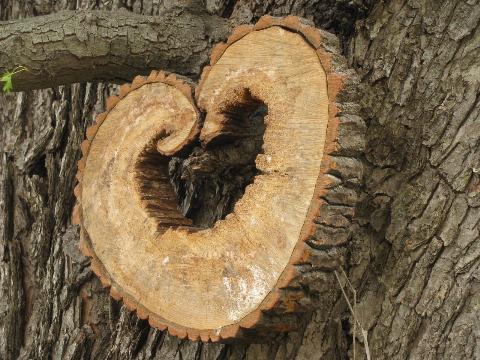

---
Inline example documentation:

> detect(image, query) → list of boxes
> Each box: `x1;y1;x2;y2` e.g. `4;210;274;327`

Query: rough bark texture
0;0;479;360
0;7;230;91
349;1;480;358
222;0;374;47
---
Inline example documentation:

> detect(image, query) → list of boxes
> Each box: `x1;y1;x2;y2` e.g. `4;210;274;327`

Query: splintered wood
75;16;361;342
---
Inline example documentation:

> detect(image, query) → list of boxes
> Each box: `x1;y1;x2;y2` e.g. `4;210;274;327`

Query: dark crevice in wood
168;93;267;228
134;135;195;232
132;323;150;357
134;93;266;231
221;0;236;18
340;317;352;357
28;154;48;178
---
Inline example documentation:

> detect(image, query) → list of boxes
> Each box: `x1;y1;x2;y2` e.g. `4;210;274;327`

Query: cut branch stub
75;16;363;342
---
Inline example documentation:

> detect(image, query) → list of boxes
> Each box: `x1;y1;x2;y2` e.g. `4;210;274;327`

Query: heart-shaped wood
73;15;363;342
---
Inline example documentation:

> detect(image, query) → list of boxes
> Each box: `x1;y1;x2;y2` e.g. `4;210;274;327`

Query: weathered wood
75;16;363;341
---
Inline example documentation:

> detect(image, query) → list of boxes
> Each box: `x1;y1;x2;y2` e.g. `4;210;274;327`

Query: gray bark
349;1;480;358
1;0;479;359
0;7;230;91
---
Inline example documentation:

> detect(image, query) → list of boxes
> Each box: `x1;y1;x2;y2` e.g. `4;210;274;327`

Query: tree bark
0;0;478;360
348;1;480;358
0;8;230;91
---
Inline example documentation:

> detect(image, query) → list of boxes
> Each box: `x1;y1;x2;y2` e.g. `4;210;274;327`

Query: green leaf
1;72;13;93
1;66;28;93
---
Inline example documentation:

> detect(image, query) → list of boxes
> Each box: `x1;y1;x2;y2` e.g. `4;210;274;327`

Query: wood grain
76;16;358;341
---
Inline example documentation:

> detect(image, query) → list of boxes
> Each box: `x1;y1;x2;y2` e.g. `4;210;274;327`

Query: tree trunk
0;0;478;360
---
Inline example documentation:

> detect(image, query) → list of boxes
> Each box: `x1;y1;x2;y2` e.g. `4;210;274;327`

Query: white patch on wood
223;265;270;322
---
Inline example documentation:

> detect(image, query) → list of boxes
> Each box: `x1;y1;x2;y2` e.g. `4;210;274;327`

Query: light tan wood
75;16;355;341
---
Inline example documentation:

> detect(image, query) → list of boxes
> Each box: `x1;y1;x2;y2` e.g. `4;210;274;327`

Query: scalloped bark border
73;15;356;342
